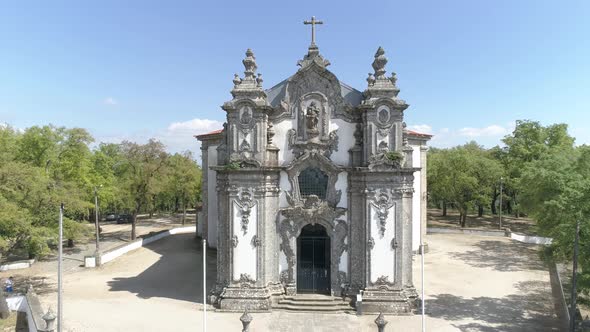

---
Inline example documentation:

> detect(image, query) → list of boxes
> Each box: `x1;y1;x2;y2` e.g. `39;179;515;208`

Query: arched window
298;167;328;199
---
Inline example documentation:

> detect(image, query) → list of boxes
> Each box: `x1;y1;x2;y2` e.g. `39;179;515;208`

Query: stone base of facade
358;288;417;315
217;286;273;312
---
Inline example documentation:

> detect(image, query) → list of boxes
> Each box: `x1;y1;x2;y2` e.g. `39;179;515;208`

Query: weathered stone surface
200;38;428;313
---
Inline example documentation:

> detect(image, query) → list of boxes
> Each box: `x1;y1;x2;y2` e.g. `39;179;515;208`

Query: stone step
281;295;341;302
273;304;353;313
278;299;351;307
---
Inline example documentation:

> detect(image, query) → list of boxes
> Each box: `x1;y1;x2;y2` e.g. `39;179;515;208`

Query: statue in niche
305;101;320;137
241;107;252;125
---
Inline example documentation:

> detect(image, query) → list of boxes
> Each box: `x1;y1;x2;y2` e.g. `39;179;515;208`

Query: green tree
497;120;575;217
166;151;202;224
119;139;168;239
428;143;503;227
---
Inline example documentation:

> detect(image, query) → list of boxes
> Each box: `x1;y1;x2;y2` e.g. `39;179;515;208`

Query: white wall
232;200;258;280
329;119;356;166
207;145;218;248
335;171;349;274
274;119;296;165
369;204;396;283
411;144;422;252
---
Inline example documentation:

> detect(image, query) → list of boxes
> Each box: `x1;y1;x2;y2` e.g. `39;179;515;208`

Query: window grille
298;167;328;199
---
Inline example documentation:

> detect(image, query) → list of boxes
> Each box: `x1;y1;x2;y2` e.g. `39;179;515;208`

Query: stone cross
304;16;323;46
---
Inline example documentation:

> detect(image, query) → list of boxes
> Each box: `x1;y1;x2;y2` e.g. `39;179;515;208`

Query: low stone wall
0;259;35;271
427;227;508;237
4;288;49;332
86;226;196;267
510;232;553;245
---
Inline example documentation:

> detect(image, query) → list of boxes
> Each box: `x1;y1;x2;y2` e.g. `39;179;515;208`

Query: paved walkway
34;233;559;331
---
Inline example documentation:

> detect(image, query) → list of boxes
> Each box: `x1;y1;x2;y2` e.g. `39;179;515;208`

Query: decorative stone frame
278;215;347;296
278;151;348;296
284;151;341;206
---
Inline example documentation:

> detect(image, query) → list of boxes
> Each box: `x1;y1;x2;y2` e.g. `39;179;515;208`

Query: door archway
297;224;331;294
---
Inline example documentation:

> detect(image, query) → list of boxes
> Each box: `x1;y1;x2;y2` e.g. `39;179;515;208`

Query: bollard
42;307;57;332
240;309;253;332
375;312;388;332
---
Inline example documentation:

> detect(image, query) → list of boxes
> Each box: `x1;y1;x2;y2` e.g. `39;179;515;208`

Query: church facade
196;39;430;314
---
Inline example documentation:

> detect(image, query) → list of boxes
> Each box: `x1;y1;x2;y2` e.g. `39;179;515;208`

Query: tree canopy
0;124;202;258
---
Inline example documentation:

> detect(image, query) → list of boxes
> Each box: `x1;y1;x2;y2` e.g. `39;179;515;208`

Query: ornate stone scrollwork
231;235;239;248
238;273;255;288
267;122;275;145
368;188;395;237
236;188;255;234
368;237;375;250
375;275;390;285
251;235;261;248
285;128;339;158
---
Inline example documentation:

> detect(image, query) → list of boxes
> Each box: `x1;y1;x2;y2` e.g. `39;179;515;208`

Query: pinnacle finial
242;49;258;81
372;47;388;80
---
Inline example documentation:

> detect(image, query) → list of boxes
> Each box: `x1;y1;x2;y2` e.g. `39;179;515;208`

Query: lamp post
570;218;580;332
499;177;503;229
94;185;102;266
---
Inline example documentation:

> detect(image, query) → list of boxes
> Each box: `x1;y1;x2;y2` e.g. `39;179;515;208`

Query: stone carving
368;145;403;170
305;101;320;137
241;107;252;125
251;235;261;248
367;72;376;87
256;73;263;88
368;237;375;250
236;188;255;234
232;235;239;248
267;122;275;145
279;270;289;286
372;47;387;80
375;275;390;285
368;189;395;237
354;123;363;146
228;49;267;100
238;273;255;287
285;129;339;158
337;271;348;289
378;107;390;124
364;47;407;106
390;238;398;250
239;139;251;152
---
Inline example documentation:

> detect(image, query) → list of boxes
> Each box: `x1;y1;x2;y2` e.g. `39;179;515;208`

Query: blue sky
1;0;589;152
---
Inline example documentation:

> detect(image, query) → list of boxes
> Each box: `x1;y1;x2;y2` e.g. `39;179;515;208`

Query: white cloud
103;97;118;106
167;118;221;132
407;124;433;134
457;125;508;137
160;118;223;154
95;117;223;159
409;123;512;148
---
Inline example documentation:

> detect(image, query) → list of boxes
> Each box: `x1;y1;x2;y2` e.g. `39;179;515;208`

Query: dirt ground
18;232;562;332
428;208;538;235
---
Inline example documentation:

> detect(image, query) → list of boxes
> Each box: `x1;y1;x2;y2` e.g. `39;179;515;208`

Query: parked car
117;214;132;224
105;213;118;221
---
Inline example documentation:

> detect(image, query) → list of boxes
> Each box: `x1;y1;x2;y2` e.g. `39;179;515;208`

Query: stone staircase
274;294;354;313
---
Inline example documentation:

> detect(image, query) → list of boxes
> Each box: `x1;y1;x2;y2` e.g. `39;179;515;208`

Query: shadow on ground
449;240;546;272
107;233;217;303
427;280;560;331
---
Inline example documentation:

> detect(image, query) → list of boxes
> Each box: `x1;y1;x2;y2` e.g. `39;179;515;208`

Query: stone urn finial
375;312;388;332
42;307;57;331
240;308;253;332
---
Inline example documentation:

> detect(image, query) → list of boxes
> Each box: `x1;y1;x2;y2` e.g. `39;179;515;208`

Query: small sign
356;294;362;302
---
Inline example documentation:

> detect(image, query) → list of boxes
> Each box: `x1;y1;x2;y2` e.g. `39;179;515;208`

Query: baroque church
196;20;430;314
